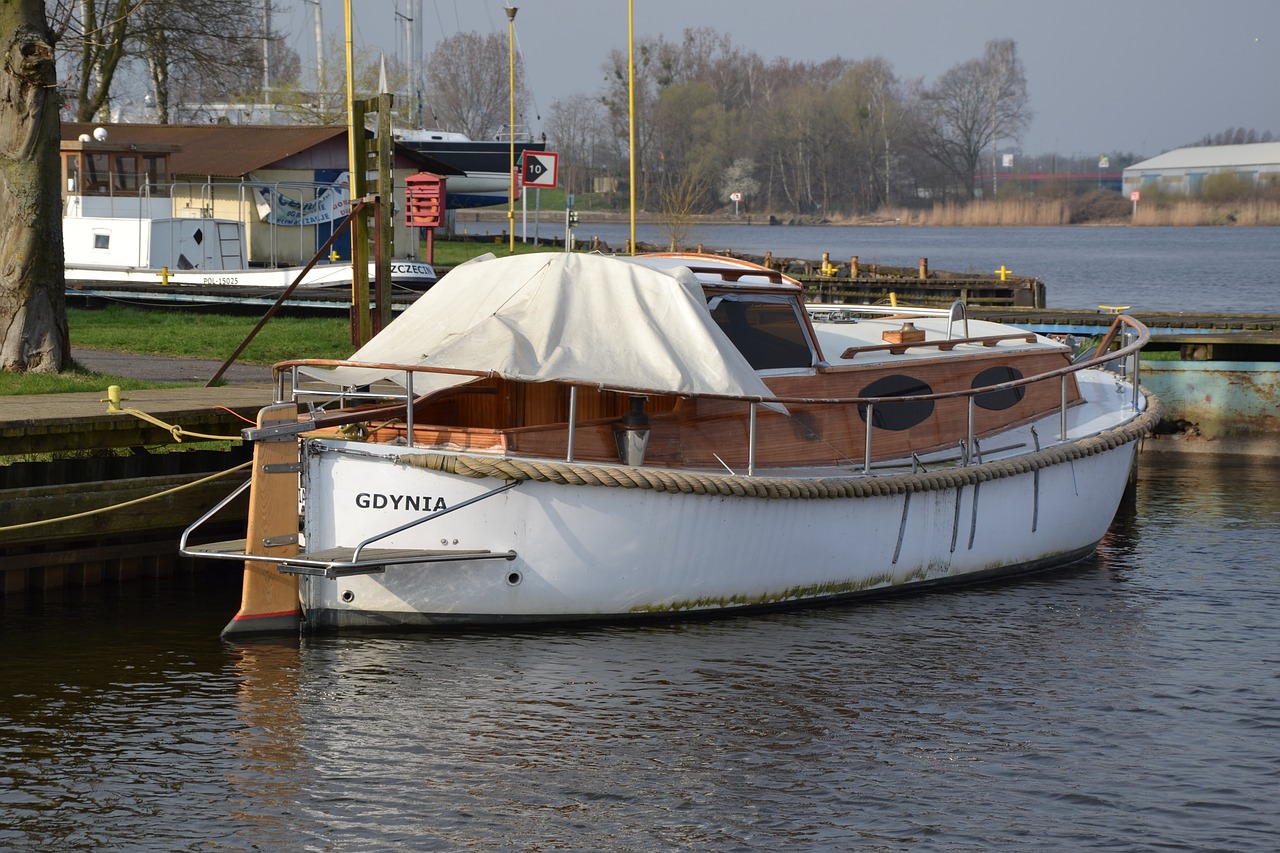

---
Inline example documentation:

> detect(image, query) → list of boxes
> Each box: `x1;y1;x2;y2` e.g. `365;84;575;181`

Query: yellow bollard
819;252;839;277
995;264;1013;281
158;266;170;285
102;385;124;413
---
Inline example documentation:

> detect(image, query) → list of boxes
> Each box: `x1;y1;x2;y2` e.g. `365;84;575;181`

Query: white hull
297;377;1146;630
64;259;437;291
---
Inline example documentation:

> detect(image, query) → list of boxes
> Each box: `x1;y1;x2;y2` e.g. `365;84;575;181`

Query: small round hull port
341;589;355;603
505;571;523;587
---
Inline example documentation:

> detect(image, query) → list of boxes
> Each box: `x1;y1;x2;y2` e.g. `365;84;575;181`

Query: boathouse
60;122;461;268
1122;142;1280;196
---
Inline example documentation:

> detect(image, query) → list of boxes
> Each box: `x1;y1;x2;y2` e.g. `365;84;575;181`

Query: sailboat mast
262;0;272;102
314;0;325;90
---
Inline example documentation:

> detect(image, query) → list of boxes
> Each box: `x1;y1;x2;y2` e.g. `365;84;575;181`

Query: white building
1122;142;1280;196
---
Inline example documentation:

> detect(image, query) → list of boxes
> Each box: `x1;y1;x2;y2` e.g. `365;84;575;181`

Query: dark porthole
858;374;934;431
972;365;1025;411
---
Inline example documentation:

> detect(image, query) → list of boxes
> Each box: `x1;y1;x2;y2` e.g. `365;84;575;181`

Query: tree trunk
0;1;68;372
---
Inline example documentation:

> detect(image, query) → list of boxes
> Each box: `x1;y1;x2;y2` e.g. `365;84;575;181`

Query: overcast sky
287;0;1280;158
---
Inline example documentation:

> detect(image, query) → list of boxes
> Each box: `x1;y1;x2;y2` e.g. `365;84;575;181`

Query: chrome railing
262;313;1150;476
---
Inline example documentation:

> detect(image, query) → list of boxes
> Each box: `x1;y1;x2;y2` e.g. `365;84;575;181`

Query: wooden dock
1;385;273;594
970;307;1280;335
67;260;1047;312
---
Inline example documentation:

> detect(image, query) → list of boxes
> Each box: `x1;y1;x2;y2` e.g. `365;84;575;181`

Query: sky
284;0;1280;158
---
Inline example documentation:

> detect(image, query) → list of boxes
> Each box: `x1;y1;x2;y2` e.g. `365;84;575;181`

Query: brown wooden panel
389;350;1085;470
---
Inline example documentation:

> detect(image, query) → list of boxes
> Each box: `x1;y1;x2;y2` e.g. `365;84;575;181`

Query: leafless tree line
542;29;1034;216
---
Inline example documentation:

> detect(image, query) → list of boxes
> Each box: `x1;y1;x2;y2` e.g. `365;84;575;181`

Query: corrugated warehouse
1122;142;1280;195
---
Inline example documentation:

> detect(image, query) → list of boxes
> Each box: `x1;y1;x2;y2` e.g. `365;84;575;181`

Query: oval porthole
972;365;1025;411
857;374;934;431
341;589;355;603
506;571;523;587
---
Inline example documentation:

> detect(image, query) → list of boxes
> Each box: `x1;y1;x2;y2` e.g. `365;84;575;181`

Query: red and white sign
521;152;559;188
729;191;743;202
1130;191;1140;202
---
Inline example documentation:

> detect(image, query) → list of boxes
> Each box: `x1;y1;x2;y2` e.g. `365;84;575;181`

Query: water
3;453;1278;852
569;223;1280;314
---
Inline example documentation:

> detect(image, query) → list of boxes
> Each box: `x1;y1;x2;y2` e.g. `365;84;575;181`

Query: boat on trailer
182;252;1159;636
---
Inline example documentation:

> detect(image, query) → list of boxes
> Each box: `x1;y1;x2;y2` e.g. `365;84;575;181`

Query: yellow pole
344;0;369;344
507;6;518;255
627;0;636;254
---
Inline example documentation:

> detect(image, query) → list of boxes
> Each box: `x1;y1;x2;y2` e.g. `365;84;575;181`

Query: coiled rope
400;392;1161;501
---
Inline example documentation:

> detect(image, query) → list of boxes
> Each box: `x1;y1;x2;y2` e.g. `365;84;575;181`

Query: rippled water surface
3;454;1278;851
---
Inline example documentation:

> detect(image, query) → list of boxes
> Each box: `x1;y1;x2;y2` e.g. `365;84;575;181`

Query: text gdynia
355;493;448;512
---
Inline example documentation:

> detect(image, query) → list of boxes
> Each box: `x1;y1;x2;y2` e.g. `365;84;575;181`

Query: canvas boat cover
302;252;780;401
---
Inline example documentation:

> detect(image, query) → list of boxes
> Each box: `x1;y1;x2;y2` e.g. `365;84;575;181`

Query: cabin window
972;365;1025;411
83;153;112;193
93;233;110;250
143;155;168;193
113;155;140;192
857;374;934;431
65;156;79;192
707;294;814;370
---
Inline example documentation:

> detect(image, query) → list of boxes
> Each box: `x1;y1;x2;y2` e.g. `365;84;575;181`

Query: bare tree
655;169;710;251
982;39;1030;197
848;57;907;208
1;0;68;372
51;0;294;123
60;0;132;121
424;31;529;139
913;39;1030;199
132;0;279;122
544;94;608;196
273;36;402;126
599;35;669;208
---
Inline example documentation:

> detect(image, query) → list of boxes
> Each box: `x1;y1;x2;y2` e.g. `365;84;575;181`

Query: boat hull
64;260;437;291
297;429;1141;631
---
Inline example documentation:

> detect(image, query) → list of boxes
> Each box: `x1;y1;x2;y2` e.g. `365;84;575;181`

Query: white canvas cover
303;252;779;401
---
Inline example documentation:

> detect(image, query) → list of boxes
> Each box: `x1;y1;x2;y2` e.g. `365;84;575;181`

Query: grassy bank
68;304;353;363
0;305;355;396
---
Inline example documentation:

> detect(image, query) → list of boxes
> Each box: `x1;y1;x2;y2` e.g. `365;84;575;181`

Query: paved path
71;348;275;385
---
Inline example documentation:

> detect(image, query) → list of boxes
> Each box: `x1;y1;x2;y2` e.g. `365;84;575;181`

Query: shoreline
458;203;1280;229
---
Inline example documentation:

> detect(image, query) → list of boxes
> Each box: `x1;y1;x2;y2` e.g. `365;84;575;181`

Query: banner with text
254;172;352;226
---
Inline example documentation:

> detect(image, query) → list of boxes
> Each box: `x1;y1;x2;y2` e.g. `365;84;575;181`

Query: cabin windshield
707;293;815;371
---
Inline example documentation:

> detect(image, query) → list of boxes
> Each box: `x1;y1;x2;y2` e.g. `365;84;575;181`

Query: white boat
61;133;436;292
182;252;1159;636
63;196;437;291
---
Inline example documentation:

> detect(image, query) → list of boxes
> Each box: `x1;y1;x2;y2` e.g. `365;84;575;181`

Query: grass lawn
1;305;356;396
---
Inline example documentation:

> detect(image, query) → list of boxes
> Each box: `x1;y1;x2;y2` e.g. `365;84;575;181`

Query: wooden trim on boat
839;332;1040;359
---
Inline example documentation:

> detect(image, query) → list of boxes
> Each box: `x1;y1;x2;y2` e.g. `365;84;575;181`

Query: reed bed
1131;199;1280;226
868;197;1280;227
